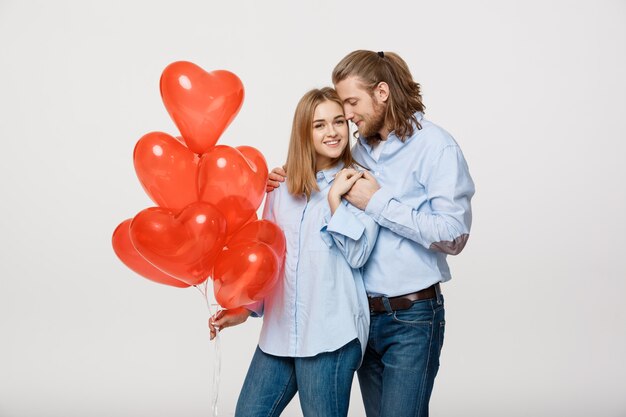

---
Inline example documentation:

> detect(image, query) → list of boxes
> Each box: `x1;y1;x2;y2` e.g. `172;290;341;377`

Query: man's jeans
358;293;445;417
235;338;361;417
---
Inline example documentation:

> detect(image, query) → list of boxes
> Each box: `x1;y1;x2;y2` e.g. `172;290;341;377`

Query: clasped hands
267;166;380;211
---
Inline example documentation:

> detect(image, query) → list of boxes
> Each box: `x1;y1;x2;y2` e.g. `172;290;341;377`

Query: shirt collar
316;162;344;185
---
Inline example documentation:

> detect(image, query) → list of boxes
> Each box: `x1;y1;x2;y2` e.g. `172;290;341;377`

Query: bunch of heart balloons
112;61;285;309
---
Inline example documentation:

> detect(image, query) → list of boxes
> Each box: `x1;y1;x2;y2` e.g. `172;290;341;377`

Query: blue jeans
235;338;361;417
358;293;445;417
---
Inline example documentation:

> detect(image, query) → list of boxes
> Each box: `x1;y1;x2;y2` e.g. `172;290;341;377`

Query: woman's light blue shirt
251;163;379;358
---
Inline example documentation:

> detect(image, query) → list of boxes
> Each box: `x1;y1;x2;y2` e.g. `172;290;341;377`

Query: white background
1;1;625;416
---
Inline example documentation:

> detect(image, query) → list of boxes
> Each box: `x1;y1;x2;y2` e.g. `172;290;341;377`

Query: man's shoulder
408;118;460;156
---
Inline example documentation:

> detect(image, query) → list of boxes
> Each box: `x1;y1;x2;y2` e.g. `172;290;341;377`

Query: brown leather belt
368;284;439;313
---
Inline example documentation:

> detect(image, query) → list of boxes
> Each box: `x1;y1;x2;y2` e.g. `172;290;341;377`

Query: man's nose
342;105;354;120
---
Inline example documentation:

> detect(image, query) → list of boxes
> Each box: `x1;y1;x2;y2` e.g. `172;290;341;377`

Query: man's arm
346;145;474;255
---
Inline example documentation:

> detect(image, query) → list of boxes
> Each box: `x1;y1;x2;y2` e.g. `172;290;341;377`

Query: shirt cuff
326;203;365;241
245;300;264;318
365;187;393;221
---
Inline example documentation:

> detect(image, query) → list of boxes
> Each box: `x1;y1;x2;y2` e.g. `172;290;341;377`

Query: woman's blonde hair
332;50;425;141
285;88;353;199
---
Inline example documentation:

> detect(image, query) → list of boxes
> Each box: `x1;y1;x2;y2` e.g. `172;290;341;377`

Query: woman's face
311;100;349;171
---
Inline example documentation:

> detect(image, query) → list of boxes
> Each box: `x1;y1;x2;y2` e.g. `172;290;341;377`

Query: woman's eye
314;123;324;129
335;120;345;125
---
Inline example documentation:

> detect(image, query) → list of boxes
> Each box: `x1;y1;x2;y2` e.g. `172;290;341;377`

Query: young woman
209;87;379;417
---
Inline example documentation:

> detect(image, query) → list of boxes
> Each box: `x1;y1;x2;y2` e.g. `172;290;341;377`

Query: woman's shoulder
268;178;305;207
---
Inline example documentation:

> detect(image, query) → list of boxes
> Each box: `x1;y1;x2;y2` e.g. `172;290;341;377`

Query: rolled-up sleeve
245;300;264;318
321;202;379;268
365;145;474;255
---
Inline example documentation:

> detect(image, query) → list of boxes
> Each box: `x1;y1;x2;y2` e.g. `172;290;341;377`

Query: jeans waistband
368;283;441;313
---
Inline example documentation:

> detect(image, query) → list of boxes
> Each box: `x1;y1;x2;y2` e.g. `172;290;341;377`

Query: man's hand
266;166;287;192
208;307;251;340
344;170;381;210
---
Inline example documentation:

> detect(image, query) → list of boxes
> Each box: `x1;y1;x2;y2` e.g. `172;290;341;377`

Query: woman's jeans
358;294;445;417
235;338;361;417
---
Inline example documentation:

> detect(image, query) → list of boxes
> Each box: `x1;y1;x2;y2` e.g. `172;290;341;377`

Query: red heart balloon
130;202;227;285
226;220;286;263
133;131;199;211
236;145;269;200
198;145;268;235
112;219;189;288
160;61;244;154
213;242;280;309
242;212;259;227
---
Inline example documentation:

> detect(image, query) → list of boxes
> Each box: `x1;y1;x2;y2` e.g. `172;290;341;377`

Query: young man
268;50;475;417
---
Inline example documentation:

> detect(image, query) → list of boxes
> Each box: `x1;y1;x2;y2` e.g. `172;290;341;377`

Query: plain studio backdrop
1;1;625;416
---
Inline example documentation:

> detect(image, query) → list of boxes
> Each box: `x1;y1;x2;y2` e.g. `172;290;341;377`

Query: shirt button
375;172;380;176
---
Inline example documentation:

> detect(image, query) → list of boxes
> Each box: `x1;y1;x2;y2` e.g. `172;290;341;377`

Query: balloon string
195;282;222;417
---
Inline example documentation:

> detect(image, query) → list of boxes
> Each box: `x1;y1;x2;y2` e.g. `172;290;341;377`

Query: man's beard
359;100;386;139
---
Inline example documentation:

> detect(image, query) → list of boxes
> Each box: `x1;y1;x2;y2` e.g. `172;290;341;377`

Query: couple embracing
210;49;475;417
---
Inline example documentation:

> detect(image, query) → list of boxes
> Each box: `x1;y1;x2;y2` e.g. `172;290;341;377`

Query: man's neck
379;126;391;141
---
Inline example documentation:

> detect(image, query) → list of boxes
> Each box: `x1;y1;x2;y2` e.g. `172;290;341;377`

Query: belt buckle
368;296;384;313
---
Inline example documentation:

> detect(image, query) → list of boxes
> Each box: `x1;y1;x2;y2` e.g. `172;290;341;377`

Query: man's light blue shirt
352;112;475;297
252;163;379;358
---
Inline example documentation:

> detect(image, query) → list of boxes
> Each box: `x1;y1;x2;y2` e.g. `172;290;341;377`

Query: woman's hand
343;170;381;210
208;307;251;340
328;168;364;214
